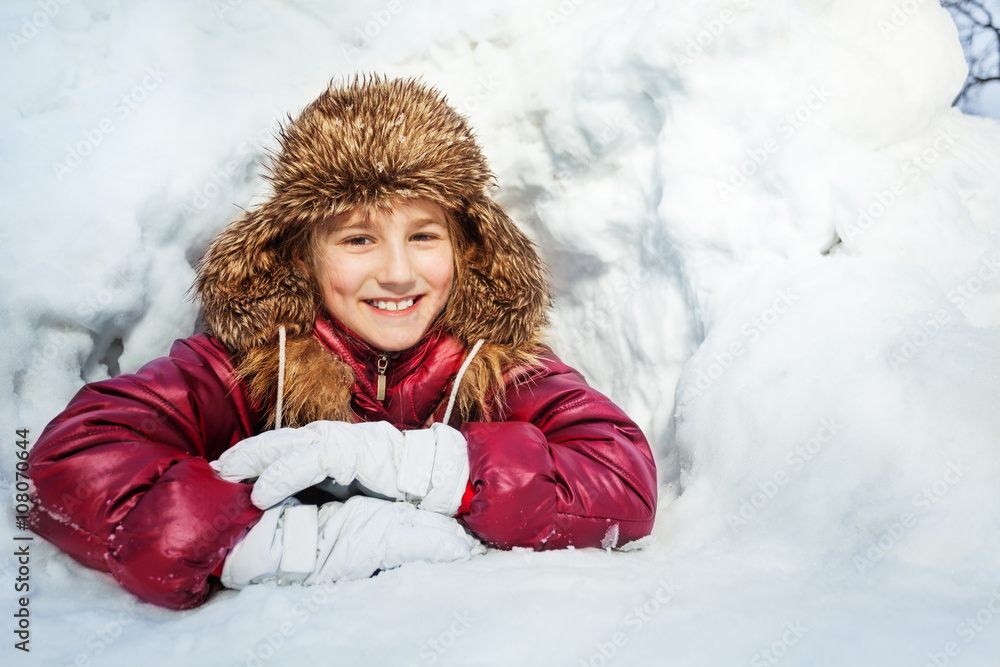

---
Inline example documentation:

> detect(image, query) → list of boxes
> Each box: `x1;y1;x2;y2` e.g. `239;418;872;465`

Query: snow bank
3;0;1000;665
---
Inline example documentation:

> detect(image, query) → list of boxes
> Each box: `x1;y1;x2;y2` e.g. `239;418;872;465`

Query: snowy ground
3;1;1000;665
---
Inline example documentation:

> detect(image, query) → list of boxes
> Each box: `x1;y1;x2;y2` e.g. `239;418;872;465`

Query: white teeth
371;298;415;311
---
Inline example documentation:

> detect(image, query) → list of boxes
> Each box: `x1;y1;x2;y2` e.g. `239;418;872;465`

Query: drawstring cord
275;325;286;430
441;339;485;426
273;328;483;429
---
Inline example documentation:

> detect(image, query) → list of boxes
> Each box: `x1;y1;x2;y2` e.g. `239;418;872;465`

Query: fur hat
195;75;550;426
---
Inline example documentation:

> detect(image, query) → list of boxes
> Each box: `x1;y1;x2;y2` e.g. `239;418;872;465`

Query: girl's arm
458;351;658;550
28;334;264;609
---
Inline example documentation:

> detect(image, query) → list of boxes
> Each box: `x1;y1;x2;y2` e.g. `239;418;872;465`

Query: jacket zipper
376;353;389;402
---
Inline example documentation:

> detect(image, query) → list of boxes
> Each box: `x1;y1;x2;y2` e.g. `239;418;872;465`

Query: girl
28;76;658;609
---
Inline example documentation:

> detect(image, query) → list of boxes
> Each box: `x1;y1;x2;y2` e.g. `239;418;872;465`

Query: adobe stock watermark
839;126;958;244
854;460;968;574
727;417;843;530
888;310;950;369
67;597;141;666
534;114;637;217
673;0;754;72
717;85;833;201
239;621;296;667
579;579;679;667
453;74;503;116
919;587;1000;667
750;620;809;666
588;116;635;155
26;410;171;538
7;0;73;52
680;287;798;401
560;255;673;361
52;66;168;181
545;0;592;28
180;108;286;219
237;587;334;667
340;0;408;62
948;253;1000;308
890;253;999;367
22;267;131;383
213;0;244;18
877;0;929;39
406;611;475;667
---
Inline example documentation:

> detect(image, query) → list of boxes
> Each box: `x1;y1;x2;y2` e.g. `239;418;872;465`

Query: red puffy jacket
28;318;657;609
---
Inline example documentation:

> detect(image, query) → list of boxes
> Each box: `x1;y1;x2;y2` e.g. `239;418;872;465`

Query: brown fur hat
195;75;550;426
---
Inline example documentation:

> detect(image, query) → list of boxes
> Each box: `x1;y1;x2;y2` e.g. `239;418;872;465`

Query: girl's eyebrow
335;214;379;233
330;213;448;234
337;220;374;232
410;217;448;227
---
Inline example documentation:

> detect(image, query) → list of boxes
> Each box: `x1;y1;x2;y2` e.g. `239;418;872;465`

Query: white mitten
220;498;319;588
211;421;469;515
220;497;484;589
307;496;485;584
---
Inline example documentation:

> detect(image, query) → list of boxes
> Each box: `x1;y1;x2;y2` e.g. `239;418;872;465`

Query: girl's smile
365;296;420;312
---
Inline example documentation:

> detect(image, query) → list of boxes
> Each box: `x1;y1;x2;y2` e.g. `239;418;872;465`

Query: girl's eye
412;233;439;242
343;236;372;246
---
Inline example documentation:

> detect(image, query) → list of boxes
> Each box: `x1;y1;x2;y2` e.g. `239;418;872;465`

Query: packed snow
3;0;1000;665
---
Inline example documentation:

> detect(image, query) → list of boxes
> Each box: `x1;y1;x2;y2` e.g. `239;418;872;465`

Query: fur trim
195;75;550;425
239;334;355;428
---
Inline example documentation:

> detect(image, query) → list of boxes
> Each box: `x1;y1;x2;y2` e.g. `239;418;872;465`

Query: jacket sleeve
27;334;264;609
458;351;657;550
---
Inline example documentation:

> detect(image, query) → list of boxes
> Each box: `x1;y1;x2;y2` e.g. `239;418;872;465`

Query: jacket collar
313;312;465;428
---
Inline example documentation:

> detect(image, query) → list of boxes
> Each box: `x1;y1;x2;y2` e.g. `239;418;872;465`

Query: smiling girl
28;76;658;609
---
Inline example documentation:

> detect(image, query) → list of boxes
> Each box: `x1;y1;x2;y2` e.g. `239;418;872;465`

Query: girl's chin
365;334;424;352
357;319;429;351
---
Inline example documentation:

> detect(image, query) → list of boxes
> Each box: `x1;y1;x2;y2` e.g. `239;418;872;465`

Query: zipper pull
376;354;389;402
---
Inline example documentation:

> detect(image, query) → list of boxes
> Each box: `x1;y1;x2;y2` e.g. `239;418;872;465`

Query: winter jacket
28;314;658;609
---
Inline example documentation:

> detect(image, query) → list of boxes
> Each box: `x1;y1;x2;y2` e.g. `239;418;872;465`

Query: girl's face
313;199;455;352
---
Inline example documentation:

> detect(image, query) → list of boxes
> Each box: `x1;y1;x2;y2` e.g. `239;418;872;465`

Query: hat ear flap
196;209;317;352
446;198;550;349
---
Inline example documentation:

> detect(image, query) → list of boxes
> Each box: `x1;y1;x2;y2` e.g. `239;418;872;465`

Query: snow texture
2;0;1000;665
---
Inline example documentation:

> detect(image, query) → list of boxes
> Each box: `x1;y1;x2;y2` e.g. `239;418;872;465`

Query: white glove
308;496;485;584
211;421;470;516
221;497;317;588
220;496;484;589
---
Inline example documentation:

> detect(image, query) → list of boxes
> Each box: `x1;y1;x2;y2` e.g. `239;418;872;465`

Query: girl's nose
377;241;416;286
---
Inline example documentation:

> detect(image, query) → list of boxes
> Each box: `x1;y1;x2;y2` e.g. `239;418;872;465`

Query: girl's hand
210;421;470;516
221;496;484;589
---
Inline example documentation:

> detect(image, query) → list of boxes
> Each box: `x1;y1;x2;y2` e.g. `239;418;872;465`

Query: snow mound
4;0;1000;665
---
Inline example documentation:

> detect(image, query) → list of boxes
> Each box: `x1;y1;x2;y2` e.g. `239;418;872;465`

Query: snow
3;0;1000;665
